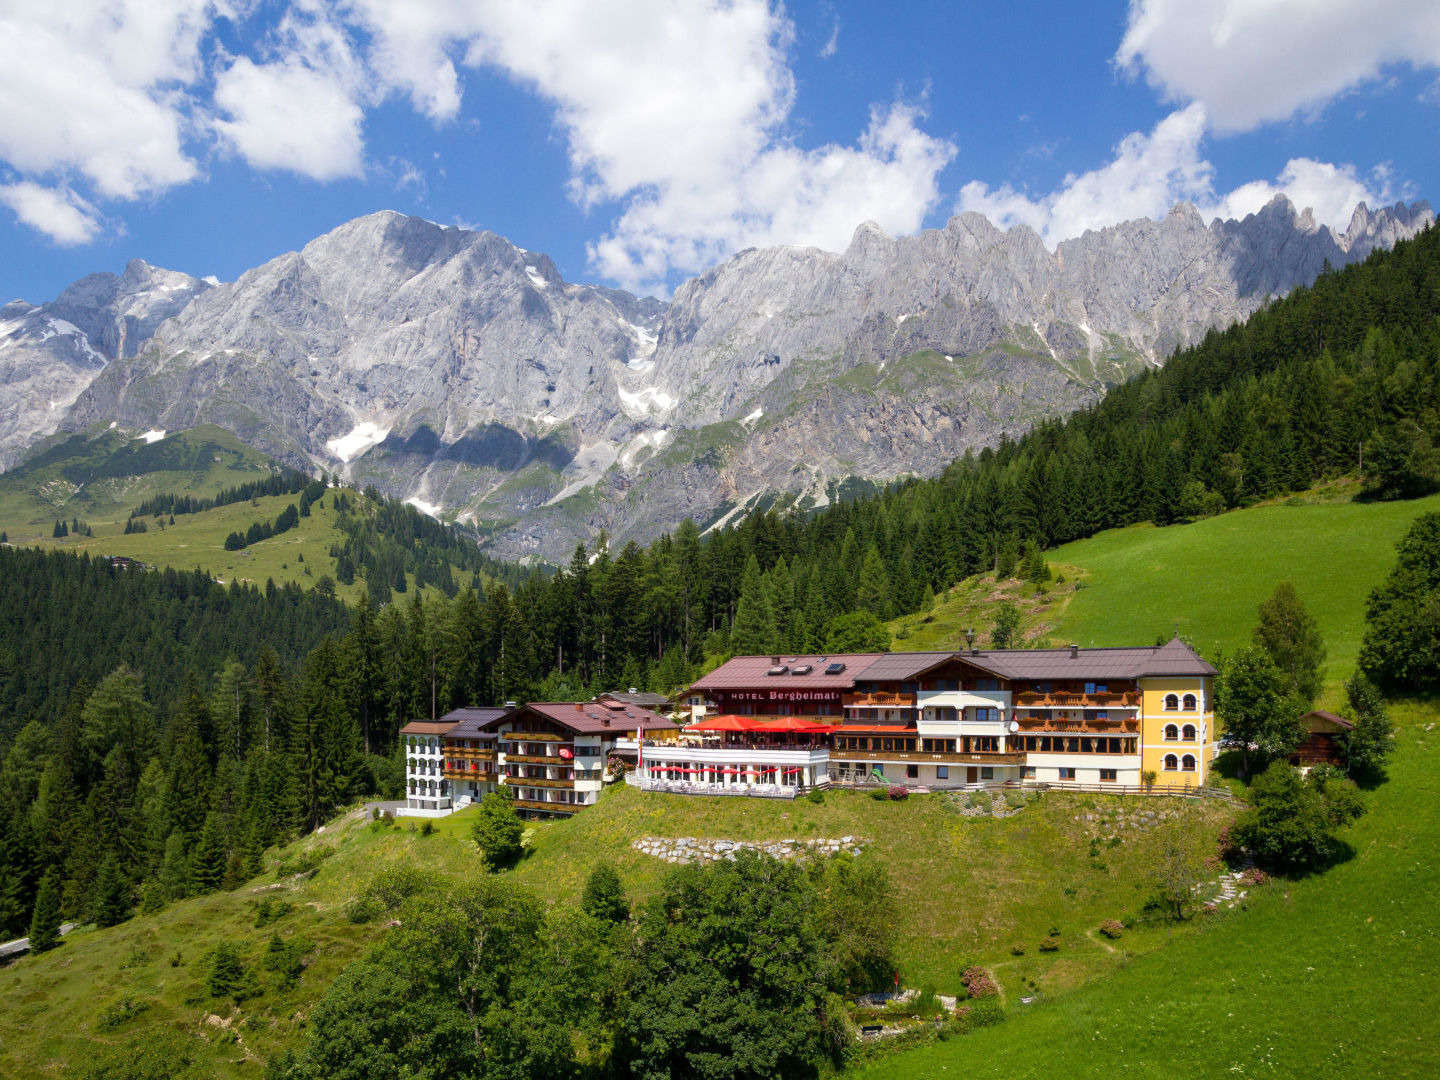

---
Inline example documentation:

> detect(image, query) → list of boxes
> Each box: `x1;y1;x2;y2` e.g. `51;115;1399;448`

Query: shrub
1010;942;1026;956
371;807;381;821
205;942;259;1002
98;996;151;1029
914;985;944;1019
347;864;434;924
1038;933;1061;952
471;793;524;870
420;820;435;837
1099;919;1124;940
274;844;334;879
262;932;312;989
887;785;909;801
805;787;825;804
254;896;293;927
1240;867;1271;887
961;966;999;999
869;787;890;801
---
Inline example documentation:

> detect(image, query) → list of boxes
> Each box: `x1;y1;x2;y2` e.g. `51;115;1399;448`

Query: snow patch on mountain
138;429;166;443
326;421;390;463
617;385;676;419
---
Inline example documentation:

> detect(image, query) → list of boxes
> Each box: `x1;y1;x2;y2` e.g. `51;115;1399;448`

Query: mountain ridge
3;195;1431;559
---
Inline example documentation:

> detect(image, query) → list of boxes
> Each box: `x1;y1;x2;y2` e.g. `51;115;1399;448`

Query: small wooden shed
1292;710;1353;767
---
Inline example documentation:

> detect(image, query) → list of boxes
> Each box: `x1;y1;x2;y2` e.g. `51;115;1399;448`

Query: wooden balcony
444;746;495;762
500;730;566;742
506;775;575;789
1016;717;1140;734
1013;690;1141;709
504;751;574;765
510;798;578;815
843;691;915;709
830;749;1024;766
443;768;498;782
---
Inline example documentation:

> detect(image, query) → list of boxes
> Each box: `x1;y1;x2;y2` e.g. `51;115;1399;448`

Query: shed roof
1301;710;1354;731
523;700;680;734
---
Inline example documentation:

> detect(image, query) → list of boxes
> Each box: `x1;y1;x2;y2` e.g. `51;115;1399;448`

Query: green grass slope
894;489;1440;690
0;783;1233;1077
0;425;478;601
857;699;1440;1080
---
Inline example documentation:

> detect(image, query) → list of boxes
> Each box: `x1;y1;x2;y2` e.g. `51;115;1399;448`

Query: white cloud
957;105;1393;247
0;0;211;198
343;0;955;291
213;8;367;181
1117;0;1440;133
0;182;101;244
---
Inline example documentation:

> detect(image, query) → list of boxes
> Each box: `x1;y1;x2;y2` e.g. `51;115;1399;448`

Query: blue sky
2;0;1437;303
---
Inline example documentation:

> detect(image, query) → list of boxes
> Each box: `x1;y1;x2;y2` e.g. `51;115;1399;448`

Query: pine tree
159;829;192;901
731;554;777;655
92;853;129;927
191;812;227;893
856;544;891;620
28;870;61;953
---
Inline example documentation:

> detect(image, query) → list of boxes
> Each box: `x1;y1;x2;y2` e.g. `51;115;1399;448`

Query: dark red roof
691;654;883;691
522;700;680;734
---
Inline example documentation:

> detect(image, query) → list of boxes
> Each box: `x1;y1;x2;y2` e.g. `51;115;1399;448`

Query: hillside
0;424;504;601
857;698;1440;1079
891;487;1440;695
0;782;1234;1078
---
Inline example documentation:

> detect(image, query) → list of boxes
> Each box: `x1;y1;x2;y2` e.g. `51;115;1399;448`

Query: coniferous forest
0;223;1438;940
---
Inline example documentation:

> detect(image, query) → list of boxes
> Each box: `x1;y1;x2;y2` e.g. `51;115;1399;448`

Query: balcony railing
510;798;579;815
842;691;915;708
444;747;496;761
1012;690;1140;709
830;748;1024;765
504;751;574;765
443;768;498;783
1016;717;1140;734
505;775;575;789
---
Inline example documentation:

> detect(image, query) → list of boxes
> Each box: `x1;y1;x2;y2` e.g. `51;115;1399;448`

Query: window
1182;724;1197;741
980;766;994;780
974;707;999;722
1084;682;1108;695
1183;693;1197;711
906;764;919;779
1058;767;1076;780
936;765;949;780
1164;754;1178;771
1023;766;1036;779
1095;710;1109;720
974;678;1000;692
1164;724;1179;740
1100;768;1117;781
1164;694;1179;710
1181;754;1196;772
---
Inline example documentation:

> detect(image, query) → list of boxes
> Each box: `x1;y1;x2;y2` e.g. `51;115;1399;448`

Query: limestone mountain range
2;194;1431;560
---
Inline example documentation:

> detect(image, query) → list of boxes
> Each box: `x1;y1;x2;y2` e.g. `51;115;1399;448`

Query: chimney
1069;644;1079;659
574;702;582;711
770;655;781;665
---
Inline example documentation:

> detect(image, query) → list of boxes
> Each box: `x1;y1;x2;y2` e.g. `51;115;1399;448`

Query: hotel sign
725;690;842;703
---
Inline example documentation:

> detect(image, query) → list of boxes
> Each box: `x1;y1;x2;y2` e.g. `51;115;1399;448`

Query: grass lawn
893;491;1440;697
853;698;1440;1079
0;782;1234;1076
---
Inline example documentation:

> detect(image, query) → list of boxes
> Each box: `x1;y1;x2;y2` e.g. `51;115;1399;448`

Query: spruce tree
856;544;891;620
1342;673;1394;777
28;870;61;953
159;829;192;901
92;853;129;928
731;554;777;655
191;812;227;893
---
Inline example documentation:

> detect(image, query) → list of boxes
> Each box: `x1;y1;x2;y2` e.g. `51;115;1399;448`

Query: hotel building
676;638;1217;793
